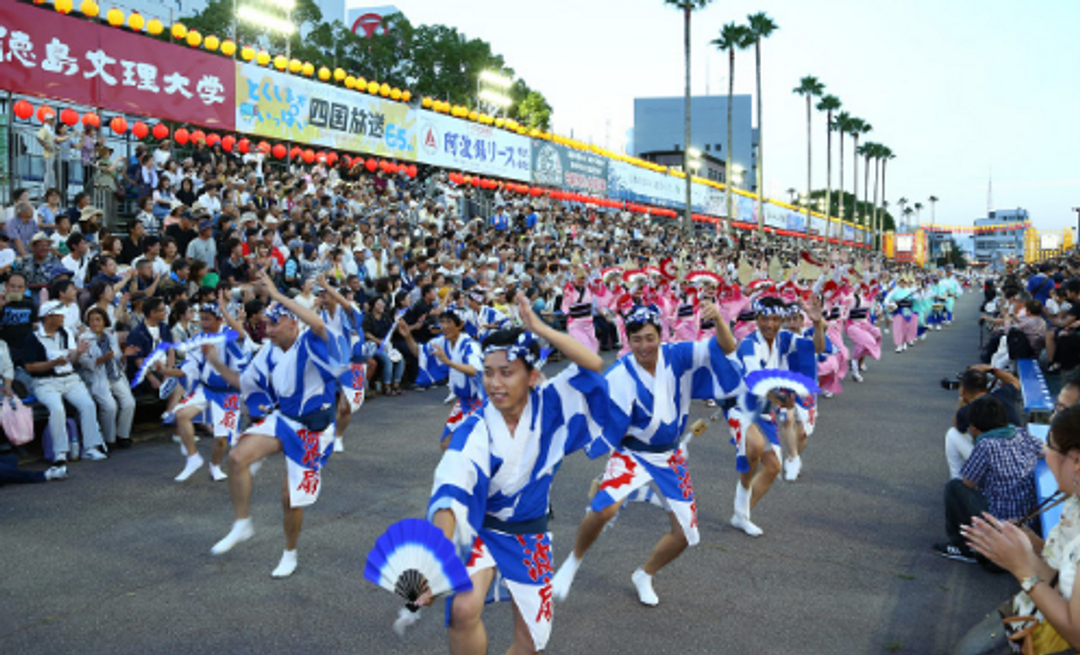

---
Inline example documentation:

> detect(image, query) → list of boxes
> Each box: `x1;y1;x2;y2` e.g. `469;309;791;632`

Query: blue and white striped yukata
176;327;249;442
592;338;744;546
464;306;510;341
323;305;367;413
726;329;818;472
427;364;616;651
240;328;345;508
420;333;487;442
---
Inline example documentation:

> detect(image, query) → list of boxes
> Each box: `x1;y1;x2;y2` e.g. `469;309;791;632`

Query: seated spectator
125;297;180;399
946;365;1022;479
23;300;106;463
936;395;1043;567
167;299;197;345
1015;298;1047;354
0;455;67;486
61;233;91;289
119;220;146;266
78;307;138;449
363;296;404;395
6;200;37;257
19;231;62;296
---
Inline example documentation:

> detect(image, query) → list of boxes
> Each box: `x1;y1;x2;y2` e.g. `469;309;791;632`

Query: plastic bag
0;397;34;446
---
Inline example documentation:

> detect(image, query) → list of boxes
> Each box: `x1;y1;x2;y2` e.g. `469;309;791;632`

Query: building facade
101;0;396;31
633;95;756;193
973;208;1029;264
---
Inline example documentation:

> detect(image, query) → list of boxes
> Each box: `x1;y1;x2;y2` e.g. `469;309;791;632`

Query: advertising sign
896;235;915;252
843;225;856;243
236;63;416;160
0;4;235;128
415;110;530;181
1041;233;1062;250
607;160;724;216
531;140;608;193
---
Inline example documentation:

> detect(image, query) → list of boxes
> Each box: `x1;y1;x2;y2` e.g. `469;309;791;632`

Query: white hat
39;300;66;317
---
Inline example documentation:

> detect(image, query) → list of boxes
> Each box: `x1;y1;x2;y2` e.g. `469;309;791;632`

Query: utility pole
1073;206;1080;253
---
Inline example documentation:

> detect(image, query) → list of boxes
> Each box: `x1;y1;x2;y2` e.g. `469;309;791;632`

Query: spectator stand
1027;423;1062;539
1017;358;1054;424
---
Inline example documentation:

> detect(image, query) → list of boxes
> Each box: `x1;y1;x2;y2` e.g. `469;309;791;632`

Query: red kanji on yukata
297;469;320;495
298;429;322;467
599;450;637;491
517;534;552;583
668;449;693;500
535;584;553;623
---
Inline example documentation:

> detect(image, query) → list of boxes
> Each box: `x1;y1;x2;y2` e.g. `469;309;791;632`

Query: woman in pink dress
563;265;599;354
845;282;882;382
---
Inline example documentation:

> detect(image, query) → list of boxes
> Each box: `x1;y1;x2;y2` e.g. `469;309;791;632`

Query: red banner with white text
0;4;235;129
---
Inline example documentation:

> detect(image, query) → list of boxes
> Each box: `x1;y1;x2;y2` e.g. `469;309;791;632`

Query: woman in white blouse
78;307;138;448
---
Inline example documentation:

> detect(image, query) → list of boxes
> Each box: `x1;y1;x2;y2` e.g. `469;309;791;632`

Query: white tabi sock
731;483;763;537
333;436;344;453
551;552;582;601
209;464;228;481
631;568;659;606
175;453;205;482
210;517;254;555
271;549;298;578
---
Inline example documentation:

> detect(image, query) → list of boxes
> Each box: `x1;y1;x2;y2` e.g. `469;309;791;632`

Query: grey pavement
0;292;1013;654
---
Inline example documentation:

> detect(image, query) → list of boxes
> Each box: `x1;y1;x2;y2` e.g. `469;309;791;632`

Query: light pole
477;70;512;117
237;0;296;58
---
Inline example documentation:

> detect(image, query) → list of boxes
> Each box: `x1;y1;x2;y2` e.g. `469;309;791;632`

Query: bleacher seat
1018;359;1054;422
1028;424;1062;539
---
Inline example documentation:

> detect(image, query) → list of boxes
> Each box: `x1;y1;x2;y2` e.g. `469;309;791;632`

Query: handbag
1001;614;1076;655
0;397;34;446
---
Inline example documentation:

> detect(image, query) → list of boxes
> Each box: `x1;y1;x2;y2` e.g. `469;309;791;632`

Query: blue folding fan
744;369;820;398
364;519;473;612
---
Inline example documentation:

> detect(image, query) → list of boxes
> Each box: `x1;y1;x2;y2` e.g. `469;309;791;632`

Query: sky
389;0;1080;232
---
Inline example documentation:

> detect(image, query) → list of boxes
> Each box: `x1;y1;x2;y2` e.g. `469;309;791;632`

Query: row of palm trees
666;2;936;251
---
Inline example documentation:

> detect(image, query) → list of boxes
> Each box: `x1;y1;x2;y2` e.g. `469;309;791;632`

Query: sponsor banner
532;140;608;193
736;195;755;223
607;160;725;216
843;225;856;243
763;203;787;229
810;216;827;236
896;234;915;252
0;4;235;128
235;62;416;160
786;210;806;233
1041;233;1062;250
415;110;530;181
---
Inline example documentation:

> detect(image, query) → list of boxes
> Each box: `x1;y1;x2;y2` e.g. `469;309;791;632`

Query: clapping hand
804;294;824;323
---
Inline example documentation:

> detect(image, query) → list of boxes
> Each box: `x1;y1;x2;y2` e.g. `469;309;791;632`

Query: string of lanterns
921;223;1030;234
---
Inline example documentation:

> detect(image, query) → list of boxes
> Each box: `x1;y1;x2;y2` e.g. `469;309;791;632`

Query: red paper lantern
13;100;32;120
315;151;327;164
205;133;220;147
131;121;148;139
190;129;206;143
326;152;338;166
152;123;169;140
257;141;270;154
174;128;190;145
340;155;350;167
237;138;250;154
272;143;287;159
406;165;417;178
60;108;79;126
221;135;235;152
352;157;364;169
301;149;315;164
365;159;377;172
36;105;53;122
110;116;127;135
289;146;302;159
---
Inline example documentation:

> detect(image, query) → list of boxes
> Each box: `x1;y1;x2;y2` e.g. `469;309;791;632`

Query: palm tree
902;206;915;232
897;196;909;231
712;22;754;230
831;111;854;250
816;94;841;246
785;187;798;204
747;12;778;236
665;0;715;234
877;146;894;244
857;141;873;241
928;194;939;228
868;143;882;249
849;118;870;236
914;201;924;228
794;75;824;242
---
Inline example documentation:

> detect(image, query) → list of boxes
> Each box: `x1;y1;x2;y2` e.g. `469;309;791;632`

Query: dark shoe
933;542;976;563
115;438;132;450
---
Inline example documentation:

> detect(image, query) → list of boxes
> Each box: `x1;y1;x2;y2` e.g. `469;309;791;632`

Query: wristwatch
1020;575;1042;594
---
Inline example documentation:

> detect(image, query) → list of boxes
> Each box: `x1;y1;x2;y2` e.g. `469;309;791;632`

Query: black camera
940;373;962;391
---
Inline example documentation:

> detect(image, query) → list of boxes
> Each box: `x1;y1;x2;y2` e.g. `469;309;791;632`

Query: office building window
715;144;722;151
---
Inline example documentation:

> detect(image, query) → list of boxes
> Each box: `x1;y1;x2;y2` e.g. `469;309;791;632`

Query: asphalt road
0;292;1014;655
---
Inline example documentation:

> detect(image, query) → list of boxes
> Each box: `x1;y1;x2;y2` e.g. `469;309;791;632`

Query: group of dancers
155;253;962;653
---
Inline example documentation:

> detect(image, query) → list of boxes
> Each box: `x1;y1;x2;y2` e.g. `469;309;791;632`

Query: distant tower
987;168;993;216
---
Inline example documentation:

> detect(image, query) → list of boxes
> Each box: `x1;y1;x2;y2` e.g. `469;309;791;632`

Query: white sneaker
784;456;802;481
52;453;67;465
821;390;833;398
210;464;228;481
730;513;763;537
850;362;864;382
333;437;344;453
211;518;254;555
921;333;928;341
895;346;903;353
271;549;298;578
443;391;455;405
175;453;205;482
45;465;68;481
935;325;942;331
249;459;264;477
884;327;890;334
551;554;581;601
861;362;869;372
631;568;659;606
83;447;108;461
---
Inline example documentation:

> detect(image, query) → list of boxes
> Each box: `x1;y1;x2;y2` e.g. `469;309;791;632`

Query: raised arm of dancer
516;292;602;373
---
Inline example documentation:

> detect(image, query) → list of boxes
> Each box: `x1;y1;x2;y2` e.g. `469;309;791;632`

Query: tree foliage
180;1;552;129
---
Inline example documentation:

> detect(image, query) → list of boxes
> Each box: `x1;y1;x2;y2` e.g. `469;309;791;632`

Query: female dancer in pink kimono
846;282;882;382
563;265;599;354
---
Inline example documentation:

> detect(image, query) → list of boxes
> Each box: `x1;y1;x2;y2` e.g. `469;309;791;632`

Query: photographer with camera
946;365;1022;481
